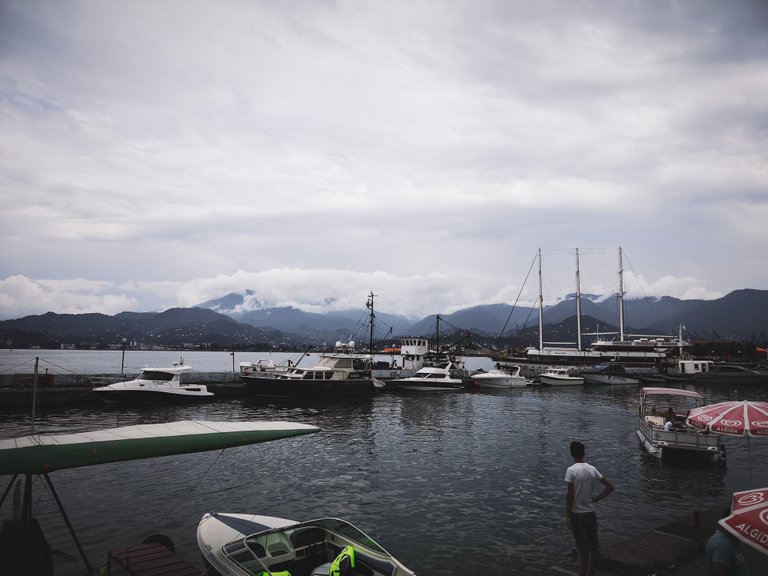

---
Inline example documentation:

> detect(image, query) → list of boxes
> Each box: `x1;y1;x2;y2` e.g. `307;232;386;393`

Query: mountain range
1;289;766;350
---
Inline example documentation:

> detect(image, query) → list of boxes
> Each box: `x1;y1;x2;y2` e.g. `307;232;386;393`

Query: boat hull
636;424;723;462
540;376;584;386
394;381;464;391
472;376;527;388
92;387;213;404
581;374;640;385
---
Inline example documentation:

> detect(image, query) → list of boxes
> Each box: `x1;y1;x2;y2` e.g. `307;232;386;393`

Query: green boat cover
0;420;320;475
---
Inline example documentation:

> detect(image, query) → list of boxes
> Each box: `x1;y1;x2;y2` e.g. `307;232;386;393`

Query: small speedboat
391;360;468;391
197;512;416;576
540;368;584;386
92;359;213;404
471;365;527;388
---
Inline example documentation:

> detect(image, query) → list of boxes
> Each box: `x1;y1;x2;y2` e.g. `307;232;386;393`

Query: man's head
570;441;585;459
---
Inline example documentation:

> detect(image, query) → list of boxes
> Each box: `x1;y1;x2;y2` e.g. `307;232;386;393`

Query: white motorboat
580;363;641;385
92;359;213;404
390;360;469;391
636;387;724;461
539;368;584;386
471;365;527;388
197;512;416;576
241;350;378;398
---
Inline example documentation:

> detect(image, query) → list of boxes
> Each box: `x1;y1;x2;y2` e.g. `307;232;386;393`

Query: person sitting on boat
664;407;676;423
664;420;675;432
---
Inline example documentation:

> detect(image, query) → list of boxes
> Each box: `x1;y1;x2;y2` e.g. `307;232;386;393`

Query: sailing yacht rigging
503;248;685;378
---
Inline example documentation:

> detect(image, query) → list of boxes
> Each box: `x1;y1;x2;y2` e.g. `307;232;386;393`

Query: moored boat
197;512;416;576
580;363;641;385
471;365;527;388
636;387;724;462
495;248;685;378
371;337;431;381
540;368;584;386
91;359;213;404
391;359;469;391
675;360;768;385
241;350;378;398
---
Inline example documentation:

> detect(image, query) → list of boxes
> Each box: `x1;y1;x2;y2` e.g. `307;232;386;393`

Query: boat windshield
317;356;371;371
295;518;386;555
138;370;175;381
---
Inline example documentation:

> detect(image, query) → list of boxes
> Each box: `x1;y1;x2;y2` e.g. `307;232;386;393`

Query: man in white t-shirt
565;441;615;576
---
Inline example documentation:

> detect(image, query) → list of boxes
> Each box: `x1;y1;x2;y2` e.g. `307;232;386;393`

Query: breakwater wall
0;371;240;387
0;372;244;409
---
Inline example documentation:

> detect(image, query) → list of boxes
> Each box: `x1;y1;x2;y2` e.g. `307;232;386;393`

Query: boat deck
107;542;203;576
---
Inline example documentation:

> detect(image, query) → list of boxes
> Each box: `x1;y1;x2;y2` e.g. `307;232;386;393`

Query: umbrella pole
747;435;752;486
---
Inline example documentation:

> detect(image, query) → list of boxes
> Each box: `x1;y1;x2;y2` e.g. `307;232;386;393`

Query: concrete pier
546;506;767;575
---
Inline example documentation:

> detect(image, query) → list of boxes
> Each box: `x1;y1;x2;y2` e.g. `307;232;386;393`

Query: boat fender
141;533;175;552
330;545;355;576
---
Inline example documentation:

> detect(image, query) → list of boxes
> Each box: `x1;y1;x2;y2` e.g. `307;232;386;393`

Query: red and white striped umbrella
719;487;768;556
686;400;768;437
687;400;768;483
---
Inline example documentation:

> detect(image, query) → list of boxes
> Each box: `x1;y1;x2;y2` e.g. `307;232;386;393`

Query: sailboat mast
575;248;582;351
538;248;544;351
618;247;626;341
366;291;376;355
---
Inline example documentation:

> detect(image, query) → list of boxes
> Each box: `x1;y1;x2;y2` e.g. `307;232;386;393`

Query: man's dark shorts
570;511;599;553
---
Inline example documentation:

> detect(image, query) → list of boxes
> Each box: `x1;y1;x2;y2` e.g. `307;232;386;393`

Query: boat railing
639;418;721;450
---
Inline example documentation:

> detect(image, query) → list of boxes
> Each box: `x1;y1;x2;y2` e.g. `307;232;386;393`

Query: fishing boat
0;420;320;576
241;347;379;398
636;387;724;461
371;337;431;380
675;360;768;385
91;359;214;404
391;360;469;391
471;365;527;388
197;512;416;576
539;368;584;386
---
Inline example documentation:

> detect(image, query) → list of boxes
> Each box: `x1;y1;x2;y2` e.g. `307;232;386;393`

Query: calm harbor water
2;350;768;576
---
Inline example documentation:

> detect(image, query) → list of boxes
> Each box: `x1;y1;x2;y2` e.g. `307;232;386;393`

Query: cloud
0;275;139;318
0;1;766;321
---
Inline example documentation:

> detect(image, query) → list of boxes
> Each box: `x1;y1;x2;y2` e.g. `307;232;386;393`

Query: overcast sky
1;0;767;321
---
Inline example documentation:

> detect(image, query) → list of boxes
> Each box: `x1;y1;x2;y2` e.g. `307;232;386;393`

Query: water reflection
3;383;768;576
